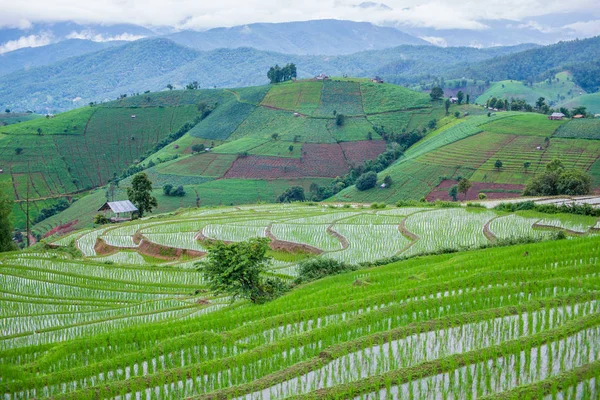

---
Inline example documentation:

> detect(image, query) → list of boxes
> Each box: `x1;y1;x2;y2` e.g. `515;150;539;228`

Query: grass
157;153;238;177
0;113;43;126
554;119;600;140
0;107;96;135
187;95;256;140
480;113;565;137
361;82;431;114
260;81;322;115
367;111;411;133
559;92;600;115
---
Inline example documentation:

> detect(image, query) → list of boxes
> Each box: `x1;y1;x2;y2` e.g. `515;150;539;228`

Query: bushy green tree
430;86;444;100
458;178;472;199
277;186;305;203
456;91;464;104
336;114;345;126
448;185;458;201
201;238;286;303
524;159;591;196
127;173;157;217
494;160;503;171
355;171;378;191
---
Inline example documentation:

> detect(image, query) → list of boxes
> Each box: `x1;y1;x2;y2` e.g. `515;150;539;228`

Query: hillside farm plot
403;208;496;256
360;82;431;113
367;111;411;134
427;180;525;201
260;81;322;115
212;137;269;155
188;96;256;140
229;85;271;105
10;233;600;399
270;223;342;252
327;117;378;142
0;107;95;135
480;113;565;136
555;119;600;140
0;112;43;126
157;153;238;178
228;107;336;143
407;106;447;132
247;140;303;158
488;214;552;240
314;80;364;116
339;140;387;167
470;137;600;184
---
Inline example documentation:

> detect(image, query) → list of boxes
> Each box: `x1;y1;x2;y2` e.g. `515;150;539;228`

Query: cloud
0;0;598;33
420;36;447;46
562;20;600;37
65;30;146;42
0;33;53;54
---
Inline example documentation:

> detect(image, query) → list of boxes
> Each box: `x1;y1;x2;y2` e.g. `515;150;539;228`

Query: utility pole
26;162;30;248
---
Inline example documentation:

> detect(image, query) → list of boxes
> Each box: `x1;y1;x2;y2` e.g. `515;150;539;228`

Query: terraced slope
14;79;436;235
335;112;600;203
2;219;599;399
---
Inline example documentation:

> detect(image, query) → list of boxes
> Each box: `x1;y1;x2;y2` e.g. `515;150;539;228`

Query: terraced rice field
3;230;600;399
43;203;599;276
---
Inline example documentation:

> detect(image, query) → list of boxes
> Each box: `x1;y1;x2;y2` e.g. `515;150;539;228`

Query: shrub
94;214;110;225
478;193;487;200
336;114;345;126
355;171;377;191
295;258;357;284
277;186;305;203
191;144;204;153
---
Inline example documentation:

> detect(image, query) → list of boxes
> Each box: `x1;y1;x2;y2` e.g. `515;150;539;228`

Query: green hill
559;92;600;115
334;111;600;203
0;79;440;235
476;71;586;107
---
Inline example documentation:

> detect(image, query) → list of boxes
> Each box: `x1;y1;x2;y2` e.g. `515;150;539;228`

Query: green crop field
0;107;95;135
188;95;256;140
480;113;565;136
555;119;600;140
314;80;364;116
361;82;431;113
260;81;322;115
0;113;43;126
3;202;600;399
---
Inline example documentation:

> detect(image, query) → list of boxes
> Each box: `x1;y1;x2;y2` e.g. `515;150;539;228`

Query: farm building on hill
98;200;138;222
372;76;384;83
548;112;565;120
573;114;585;119
315;73;329;80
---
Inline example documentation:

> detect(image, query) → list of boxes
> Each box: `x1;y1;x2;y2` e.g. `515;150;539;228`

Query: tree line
267;63;297;84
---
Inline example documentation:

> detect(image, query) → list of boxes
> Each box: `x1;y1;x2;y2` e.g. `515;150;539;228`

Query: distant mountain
0;39;123;76
165;19;429;55
454;36;600;83
0;38;540;112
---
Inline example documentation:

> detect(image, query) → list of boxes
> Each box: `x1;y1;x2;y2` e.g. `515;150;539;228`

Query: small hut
98;200;138;222
548;112;565;120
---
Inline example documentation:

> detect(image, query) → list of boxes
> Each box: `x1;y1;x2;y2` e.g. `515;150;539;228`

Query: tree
271;133;280;141
456;91;464;105
277;186;305;203
444;98;451;115
127;173;157;217
427;119;437;130
267;63;296;84
163;184;173;196
458;178;472;199
166;84;174;90
523;161;531;173
288;145;294;152
572;106;587;117
466;94;470;104
191;144;204;153
336;114;345;126
454;111;460;118
383;175;393;187
200;238;285;303
0;184;17;252
185;81;199;90
171;186;186;197
430;86;444;100
15;148;23;155
355;171;378;191
535;97;546;111
494;160;503;171
4;109;10;113
448;185;458;201
36;128;42;136
557;169;591;195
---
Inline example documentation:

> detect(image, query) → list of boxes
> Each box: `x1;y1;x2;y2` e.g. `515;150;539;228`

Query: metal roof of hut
98;200;138;213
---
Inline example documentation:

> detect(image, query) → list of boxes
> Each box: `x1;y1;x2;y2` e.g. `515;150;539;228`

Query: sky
0;0;599;53
0;0;598;31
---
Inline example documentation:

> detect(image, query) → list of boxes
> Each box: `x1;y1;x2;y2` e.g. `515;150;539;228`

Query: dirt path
397;218;420;254
326;224;349;250
265;224;323;254
483;216;500;243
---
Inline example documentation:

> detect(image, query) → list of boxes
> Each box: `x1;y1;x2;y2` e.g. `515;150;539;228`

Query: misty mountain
0;38;538;112
165;19;429;55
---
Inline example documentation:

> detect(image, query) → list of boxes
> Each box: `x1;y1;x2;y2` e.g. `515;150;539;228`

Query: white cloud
65;30;146;42
420;36;447;46
562;20;600;37
0;0;598;32
0;33;53;54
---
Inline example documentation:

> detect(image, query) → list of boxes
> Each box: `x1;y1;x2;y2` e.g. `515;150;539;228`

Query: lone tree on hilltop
430;86;444;100
495;160;503;172
127;173;157;217
458;178;472;200
200;238;287;304
166;84;174;90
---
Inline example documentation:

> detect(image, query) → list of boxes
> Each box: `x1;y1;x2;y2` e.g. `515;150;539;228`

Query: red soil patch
45;220;78;238
426;180;526;201
340;140;387;167
224;141;386;179
94;237;205;260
